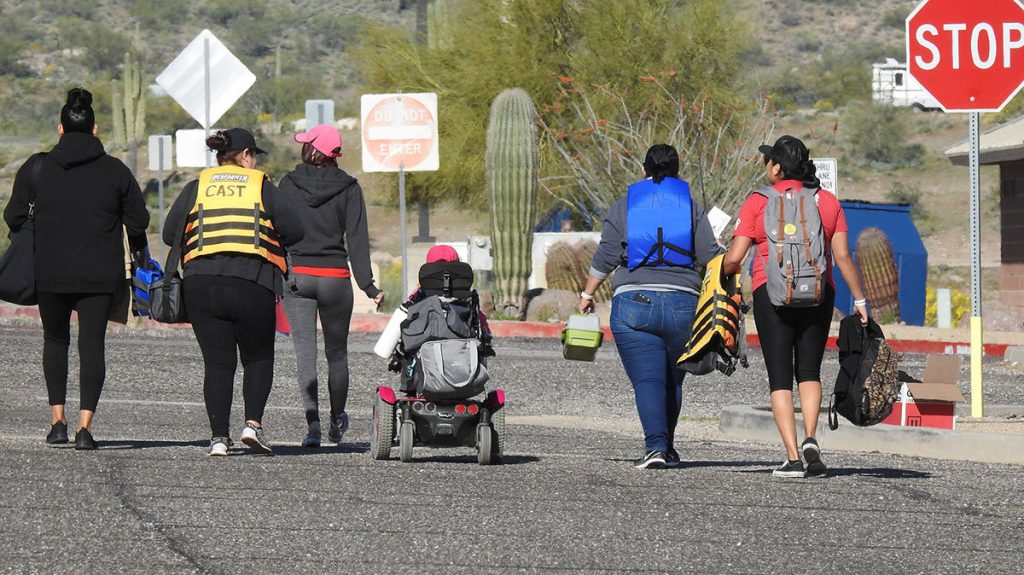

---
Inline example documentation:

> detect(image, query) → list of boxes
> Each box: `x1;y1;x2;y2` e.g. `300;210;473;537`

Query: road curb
720;404;1024;466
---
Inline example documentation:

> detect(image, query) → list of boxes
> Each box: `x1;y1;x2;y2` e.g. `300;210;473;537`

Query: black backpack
829;316;900;429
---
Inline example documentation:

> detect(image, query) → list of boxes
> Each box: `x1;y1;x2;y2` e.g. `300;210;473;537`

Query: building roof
945;115;1024;166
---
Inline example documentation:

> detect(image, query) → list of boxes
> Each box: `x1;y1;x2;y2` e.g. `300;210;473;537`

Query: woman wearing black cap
163;128;304;456
577;144;723;469
722;135;868;478
3;87;152;450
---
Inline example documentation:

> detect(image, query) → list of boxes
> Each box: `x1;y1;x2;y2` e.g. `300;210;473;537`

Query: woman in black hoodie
3;88;151;450
279;124;383;447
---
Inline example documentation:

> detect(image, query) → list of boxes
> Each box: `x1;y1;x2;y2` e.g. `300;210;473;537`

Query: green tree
355;0;748;208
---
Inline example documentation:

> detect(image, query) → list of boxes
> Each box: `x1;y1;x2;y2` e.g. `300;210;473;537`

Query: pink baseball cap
426;245;461;263
295;124;342;158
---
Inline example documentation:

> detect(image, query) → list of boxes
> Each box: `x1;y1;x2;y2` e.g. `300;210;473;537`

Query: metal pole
204;37;211;168
399;164;409;299
157;138;166;263
968;111;984;418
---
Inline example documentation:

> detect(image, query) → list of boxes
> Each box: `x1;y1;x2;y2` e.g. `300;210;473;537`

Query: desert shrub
886;181;927;220
377;260;405;313
841;101;925;168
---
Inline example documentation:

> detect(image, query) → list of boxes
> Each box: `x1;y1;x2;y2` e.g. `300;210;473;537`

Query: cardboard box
880;355;965;430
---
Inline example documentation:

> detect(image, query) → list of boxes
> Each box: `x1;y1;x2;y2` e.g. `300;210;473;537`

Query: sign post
906;0;1024;417
147;135;173;261
305;99;335;129
360;93;439;298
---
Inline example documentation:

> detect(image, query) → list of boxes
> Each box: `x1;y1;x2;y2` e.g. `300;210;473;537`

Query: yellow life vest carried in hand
182;165;287;273
676;253;748;376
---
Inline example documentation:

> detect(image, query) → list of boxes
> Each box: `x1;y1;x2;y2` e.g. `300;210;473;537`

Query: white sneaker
208;437;229;457
240;423;273;455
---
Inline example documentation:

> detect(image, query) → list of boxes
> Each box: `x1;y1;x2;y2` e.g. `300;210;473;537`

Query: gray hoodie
278;164;380;298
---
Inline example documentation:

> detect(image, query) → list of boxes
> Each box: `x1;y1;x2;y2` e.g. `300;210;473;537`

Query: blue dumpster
835;200;928;326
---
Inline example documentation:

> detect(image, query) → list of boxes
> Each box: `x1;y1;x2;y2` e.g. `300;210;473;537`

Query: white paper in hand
707;206;731;241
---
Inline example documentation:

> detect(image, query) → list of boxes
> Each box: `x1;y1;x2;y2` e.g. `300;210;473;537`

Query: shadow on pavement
824;467;932;479
271;443;370;456
100;439;207;450
384;454;541;465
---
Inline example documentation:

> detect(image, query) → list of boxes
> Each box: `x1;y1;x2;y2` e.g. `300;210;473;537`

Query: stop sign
906;0;1024;112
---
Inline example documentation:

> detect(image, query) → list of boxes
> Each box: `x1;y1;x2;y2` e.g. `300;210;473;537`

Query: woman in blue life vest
722;135;868;479
163;128;304;457
577;144;723;469
278;124;384;448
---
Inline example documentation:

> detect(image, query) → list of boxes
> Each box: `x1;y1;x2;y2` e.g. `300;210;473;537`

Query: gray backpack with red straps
754;184;828;307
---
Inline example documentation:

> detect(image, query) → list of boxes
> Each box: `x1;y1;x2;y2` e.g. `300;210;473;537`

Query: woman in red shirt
723;135;868;478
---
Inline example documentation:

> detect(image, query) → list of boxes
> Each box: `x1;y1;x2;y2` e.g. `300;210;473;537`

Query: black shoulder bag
0;154;46;305
149;213;189;323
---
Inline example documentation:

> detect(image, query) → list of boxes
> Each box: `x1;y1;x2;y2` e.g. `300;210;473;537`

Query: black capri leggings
752;284;835;392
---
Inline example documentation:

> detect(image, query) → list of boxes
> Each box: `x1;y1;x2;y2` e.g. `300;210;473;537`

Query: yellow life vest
182;165;287;273
676;253;748;376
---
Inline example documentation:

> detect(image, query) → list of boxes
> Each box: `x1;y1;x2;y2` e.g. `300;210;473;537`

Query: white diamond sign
156;29;255;129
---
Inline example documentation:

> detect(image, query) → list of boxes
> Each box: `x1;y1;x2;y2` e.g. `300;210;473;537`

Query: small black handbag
0;155;45;306
149;215;188;323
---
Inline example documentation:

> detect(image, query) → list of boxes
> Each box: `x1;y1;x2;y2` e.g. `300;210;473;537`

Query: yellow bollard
971;316;984;418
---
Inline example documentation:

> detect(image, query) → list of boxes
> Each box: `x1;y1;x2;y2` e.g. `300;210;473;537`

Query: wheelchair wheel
476;423;493;465
370;394;395;461
398;421;414;463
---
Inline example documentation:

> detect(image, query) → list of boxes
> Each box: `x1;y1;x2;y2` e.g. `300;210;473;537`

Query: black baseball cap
758;135;808;172
221;127;267;155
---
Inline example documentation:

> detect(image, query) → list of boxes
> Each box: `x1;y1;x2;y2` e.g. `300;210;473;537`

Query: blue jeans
610;290;698;453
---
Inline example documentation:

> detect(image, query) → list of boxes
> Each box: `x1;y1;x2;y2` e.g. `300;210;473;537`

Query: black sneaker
634;450;668;469
802;438;827;477
772;459;806;478
46;421;69;445
666;447;681;469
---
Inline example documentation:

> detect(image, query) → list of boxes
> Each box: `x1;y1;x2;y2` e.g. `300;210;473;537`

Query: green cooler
561;314;604;361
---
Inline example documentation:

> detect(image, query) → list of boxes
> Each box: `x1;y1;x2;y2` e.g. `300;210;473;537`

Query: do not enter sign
360;93;439;172
907;0;1024;112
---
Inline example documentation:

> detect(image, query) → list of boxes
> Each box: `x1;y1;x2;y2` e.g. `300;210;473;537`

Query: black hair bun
206;131;231;152
66;87;93;109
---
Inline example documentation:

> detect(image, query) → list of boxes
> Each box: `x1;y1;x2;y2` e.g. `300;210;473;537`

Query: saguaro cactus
856;227;901;322
487;88;539;318
111;52;146;176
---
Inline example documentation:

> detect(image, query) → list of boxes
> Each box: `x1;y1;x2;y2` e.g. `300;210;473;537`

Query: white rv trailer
871;58;942;111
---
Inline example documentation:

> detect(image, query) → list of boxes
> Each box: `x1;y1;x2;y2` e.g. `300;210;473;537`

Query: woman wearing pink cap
279;124;384;447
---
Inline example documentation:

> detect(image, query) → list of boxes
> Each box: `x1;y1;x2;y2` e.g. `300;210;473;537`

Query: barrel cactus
856;227;900;322
487;88;539;317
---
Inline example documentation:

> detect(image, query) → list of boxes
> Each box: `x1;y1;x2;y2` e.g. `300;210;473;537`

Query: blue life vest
626;177;695;270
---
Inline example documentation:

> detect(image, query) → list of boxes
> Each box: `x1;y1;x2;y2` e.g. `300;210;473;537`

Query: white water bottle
373;305;409;358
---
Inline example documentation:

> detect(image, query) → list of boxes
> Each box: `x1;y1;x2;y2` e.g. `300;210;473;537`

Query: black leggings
185;278;276;437
752;285;835;392
37;292;114;411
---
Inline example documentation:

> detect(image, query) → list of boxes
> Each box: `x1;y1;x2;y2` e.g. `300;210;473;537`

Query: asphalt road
1;324;1022;574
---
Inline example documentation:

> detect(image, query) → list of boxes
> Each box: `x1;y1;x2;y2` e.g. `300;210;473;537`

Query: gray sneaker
240;423;273;455
328;412;349;444
302;421;322;448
